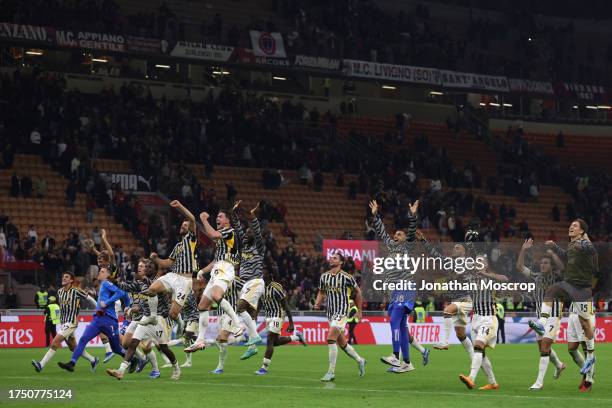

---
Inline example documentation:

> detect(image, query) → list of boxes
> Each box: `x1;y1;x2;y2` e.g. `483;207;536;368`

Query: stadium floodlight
25;50;43;56
586;105;598;110
273;76;287;80
430;91;443;95
221;71;230;75
489;102;500;107
155;64;171;69
572;105;579;109
479;102;486;106
382;85;396;90
503;103;512;107
596;105;611;109
92;58;108;63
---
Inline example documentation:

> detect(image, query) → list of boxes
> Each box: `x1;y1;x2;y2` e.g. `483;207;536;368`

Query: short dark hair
573;218;588;235
334;252;346;263
63;271;75;281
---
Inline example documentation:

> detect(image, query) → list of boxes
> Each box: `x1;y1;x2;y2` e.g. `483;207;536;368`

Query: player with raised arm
58;265;130;372
370;199;427;372
141;200;198;324
32;272;99;372
185;208;243;354
315;253;366;382
516;238;566;390
459;256;507;390
254;272;306;375
530;219;599;386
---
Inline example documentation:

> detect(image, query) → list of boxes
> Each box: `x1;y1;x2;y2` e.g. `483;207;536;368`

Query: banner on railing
440;69;509;92
0;22;54;44
343;59;441;85
100;172;154;192
126;36;162;54
249;30;287;58
294;55;341;70
508;78;554;95
55;29;127;52
169;41;234;61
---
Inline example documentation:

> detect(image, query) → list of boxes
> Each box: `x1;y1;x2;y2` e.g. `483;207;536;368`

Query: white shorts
58;323;78;339
536;316;561;341
240;278;265;308
185;321;198;334
203;261;236;299
471;314;498;349
158;273;193;306
451;302;472;327
133;316;172;345
266;317;284;334
220;314;239;334
570;301;595;320
567;313;596;343
124;321;139;336
329;315;348;330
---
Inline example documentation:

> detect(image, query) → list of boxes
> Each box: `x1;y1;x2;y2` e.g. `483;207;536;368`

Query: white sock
290;334;299;342
147;295;158;317
219;299;241;327
461;337;475;360
40;348;56;367
172;360;180;374
196;311;209;342
240;311;259;338
135;348;146;360
147;351;158;371
185;352;192;365
82;350;95;363
469;351;483;381
262;357;271;370
217;342;228;370
443;317;452;343
536;355;549;385
481;356;496;384
539;304;551;324
549;349;562;369
569;349;585;368
586;363;595;383
585;338;595;356
411;338;426;354
161;352;171;365
117;360;129;374
167;339;184;347
342;344;362;362
328;343;338;373
104;342;112;353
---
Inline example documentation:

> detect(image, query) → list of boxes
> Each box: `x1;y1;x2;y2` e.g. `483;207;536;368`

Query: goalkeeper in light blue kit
58;266;132;372
369;199;429;373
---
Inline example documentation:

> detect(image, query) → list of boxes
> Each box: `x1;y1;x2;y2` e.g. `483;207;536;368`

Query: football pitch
1;344;610;408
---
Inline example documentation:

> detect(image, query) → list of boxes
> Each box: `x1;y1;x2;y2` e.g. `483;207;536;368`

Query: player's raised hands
250;201;261;217
149;252;159;261
232;200;242;212
200;211;210;220
369;200;378;215
415;230;426;242
101;228;107;239
522;238;534;250
545;240;555;246
169;200;182;208
408;200;419;216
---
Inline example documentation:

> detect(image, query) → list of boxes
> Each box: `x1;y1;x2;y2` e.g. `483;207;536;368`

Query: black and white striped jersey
57;286;89;325
318;270;357;319
231;214;264;281
262;282;286;318
371;214;417;285
214;227;241;266
220;277;245;315
117;278;151;320
470;273;496;316
523;266;562;318
181;291;199;323
169;231;198;275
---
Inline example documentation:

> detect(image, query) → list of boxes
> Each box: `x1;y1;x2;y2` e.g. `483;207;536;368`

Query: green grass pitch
1;344;610;407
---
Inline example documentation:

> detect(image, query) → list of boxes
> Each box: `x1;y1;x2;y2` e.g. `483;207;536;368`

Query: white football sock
262;357;271;370
167;339;184;347
195;311;209;342
535;355;549;386
40;348;56;367
185;352;192;365
410;338;426;354
469;351;483;381
328;343;338;373
342;344;363;362
585;338;595;355
549;349;562;368
240;311;259;338
217;342;228;370
443;317;452;343
147;351;158;371
290;334;299;342
104;342;112;353
117;360;129;374
219;299;241;327
569;349;585;368
481;356;496;384
461;337;475;360
135;348;146;360
81;350;96;363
